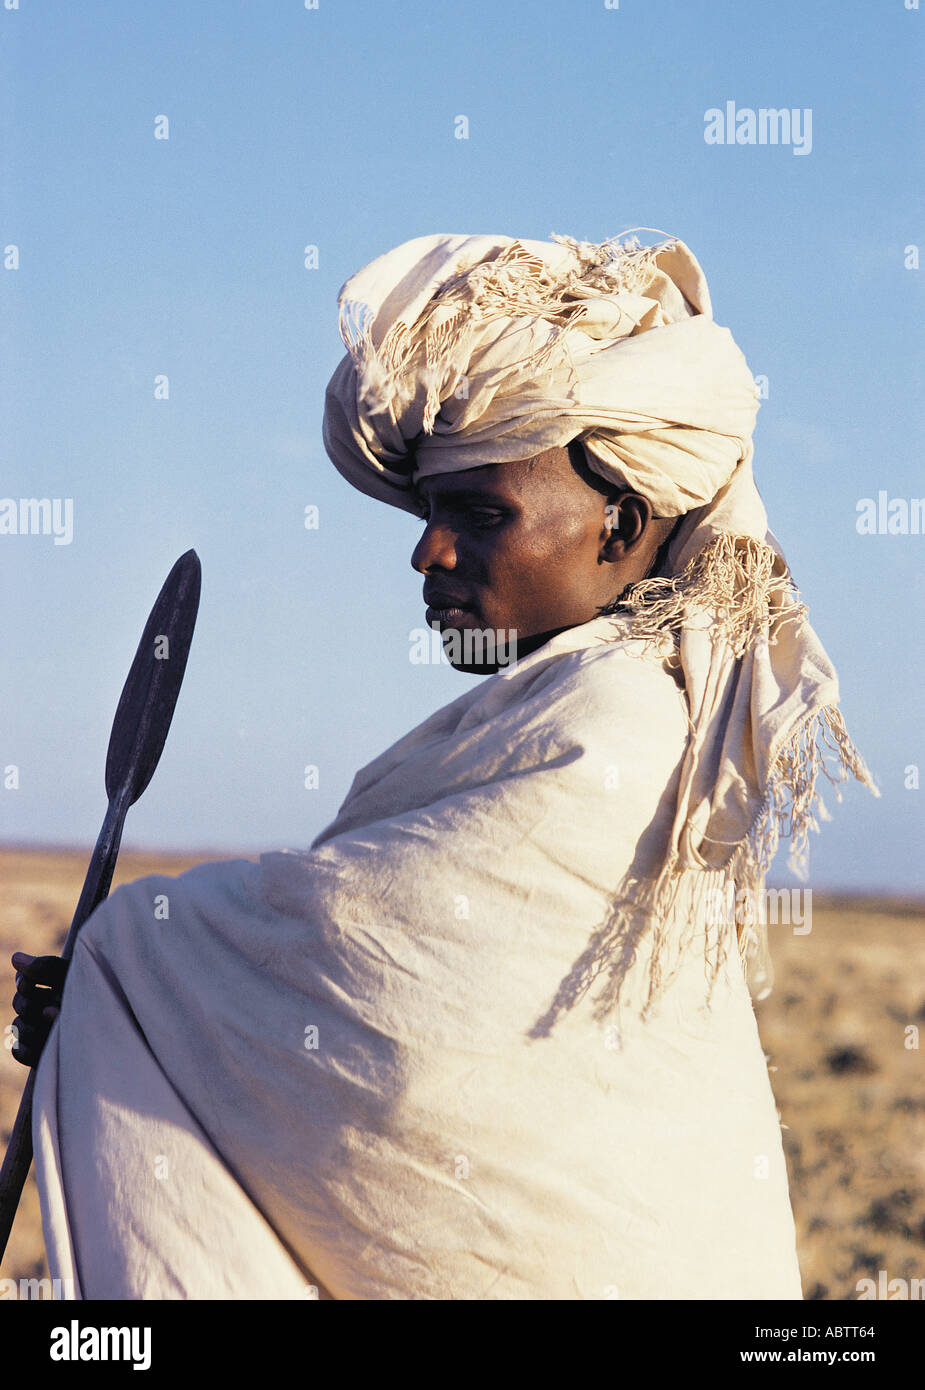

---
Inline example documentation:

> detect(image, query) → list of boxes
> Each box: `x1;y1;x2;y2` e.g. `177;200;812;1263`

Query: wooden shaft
0;797;128;1263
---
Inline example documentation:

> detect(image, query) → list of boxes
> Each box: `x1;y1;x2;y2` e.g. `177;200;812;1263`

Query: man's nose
411;520;457;573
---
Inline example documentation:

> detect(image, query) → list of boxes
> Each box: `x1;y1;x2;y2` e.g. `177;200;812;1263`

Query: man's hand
9;952;68;1068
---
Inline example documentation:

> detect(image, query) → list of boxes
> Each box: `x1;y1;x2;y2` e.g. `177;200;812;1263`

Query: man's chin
431;621;521;673
434;623;565;673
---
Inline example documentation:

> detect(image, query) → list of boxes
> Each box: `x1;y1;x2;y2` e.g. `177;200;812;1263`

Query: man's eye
418;505;506;527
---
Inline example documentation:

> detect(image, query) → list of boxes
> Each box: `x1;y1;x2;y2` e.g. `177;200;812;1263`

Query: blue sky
1;0;923;892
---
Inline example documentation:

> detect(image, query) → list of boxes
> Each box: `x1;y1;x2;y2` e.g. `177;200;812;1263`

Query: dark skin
9;951;67;1067
10;441;678;1063
413;439;678;672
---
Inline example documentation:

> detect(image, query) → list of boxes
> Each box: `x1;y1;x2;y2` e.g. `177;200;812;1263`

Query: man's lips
425;604;480;629
423;593;480;627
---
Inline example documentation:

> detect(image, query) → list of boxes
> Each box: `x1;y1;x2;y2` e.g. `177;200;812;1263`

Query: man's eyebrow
416;484;514;507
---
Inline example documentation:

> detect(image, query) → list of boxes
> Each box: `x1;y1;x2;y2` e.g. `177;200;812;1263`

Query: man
12;229;876;1299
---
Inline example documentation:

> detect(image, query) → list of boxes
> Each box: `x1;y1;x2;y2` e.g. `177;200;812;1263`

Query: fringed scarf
322;228;878;1013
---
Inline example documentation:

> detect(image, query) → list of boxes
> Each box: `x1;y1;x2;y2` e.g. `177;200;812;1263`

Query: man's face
410;445;666;671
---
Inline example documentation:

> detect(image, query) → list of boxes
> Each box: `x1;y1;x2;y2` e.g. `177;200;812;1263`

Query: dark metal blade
104;549;201;807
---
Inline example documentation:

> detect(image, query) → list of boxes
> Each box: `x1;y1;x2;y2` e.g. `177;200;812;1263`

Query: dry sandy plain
1;845;923;1301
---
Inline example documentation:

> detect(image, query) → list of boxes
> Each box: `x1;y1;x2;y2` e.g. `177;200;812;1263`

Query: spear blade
105;548;201;809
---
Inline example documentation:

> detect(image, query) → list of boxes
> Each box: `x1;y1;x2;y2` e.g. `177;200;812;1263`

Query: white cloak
32;615;803;1300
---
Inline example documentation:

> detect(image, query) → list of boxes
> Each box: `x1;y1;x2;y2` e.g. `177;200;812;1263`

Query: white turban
322;229;877;1003
323;230;757;517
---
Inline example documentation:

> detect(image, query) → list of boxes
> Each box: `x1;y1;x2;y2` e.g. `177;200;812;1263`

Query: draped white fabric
33;617;802;1299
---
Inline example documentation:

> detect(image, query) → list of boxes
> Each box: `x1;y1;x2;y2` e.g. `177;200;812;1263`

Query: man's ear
601;491;653;561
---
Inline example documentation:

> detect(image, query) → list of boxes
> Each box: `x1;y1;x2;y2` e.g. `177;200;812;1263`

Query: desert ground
1;845;923;1300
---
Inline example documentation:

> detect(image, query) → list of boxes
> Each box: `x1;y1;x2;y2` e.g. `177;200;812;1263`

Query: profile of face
411;441;677;672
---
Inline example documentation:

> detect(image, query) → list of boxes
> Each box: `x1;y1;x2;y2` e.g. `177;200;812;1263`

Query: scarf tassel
534;535;878;1041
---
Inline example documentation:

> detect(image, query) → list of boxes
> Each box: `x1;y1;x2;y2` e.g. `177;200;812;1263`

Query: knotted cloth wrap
323;229;878;1008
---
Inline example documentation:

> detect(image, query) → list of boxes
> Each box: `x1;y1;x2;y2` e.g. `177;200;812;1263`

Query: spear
0;548;201;1261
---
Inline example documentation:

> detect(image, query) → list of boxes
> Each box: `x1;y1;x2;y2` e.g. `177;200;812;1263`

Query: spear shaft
0;548;201;1262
